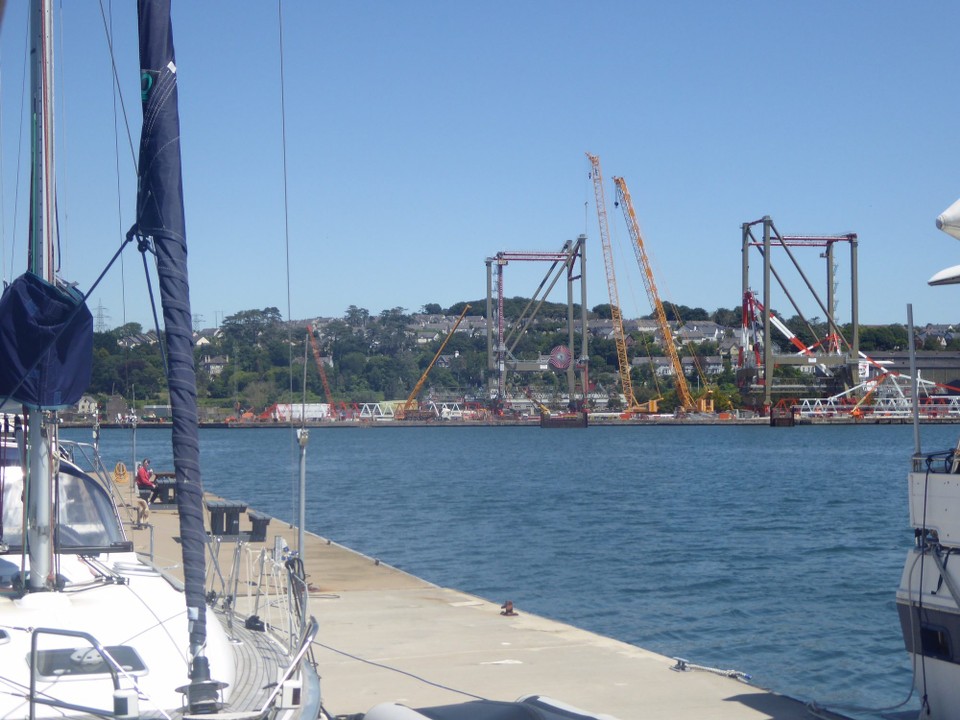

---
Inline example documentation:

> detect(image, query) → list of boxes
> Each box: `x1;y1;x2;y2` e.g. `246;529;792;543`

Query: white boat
895;199;960;719
0;2;320;718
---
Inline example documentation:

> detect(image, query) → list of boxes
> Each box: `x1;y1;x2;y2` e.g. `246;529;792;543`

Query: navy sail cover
0;272;92;409
136;0;207;656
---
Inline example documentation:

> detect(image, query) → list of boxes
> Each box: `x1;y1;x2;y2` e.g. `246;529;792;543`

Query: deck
124;494;840;720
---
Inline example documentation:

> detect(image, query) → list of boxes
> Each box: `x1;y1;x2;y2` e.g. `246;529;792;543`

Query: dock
126;497;836;720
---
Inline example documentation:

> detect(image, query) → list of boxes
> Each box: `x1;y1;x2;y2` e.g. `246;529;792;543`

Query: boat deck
126;496;842;720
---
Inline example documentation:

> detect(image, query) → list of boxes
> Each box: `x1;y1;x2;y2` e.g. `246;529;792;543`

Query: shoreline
68;415;960;430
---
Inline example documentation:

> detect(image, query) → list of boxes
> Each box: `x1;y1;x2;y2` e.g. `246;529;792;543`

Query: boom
307;324;336;413
587;154;640;411
613;176;696;411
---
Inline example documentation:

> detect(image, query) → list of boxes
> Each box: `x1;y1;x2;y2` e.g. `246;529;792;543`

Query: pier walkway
127;497;836;720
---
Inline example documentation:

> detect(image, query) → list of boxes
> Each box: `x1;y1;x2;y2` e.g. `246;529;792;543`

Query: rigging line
136;236;170;378
54;0;69;275
8;14;29;279
309;637;488;702
105;0;130;393
276;0;298;522
96;0;137;171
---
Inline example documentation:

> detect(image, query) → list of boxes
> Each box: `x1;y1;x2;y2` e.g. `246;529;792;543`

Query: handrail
256;616;319;714
30;627;123;720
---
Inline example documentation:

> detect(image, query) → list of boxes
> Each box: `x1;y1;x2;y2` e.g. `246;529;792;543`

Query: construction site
222;154;960;428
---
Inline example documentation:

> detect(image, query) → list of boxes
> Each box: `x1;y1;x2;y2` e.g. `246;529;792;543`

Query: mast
25;0;56;592
132;1;219;707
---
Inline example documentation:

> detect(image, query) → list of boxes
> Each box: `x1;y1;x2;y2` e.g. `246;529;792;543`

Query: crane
306;324;337;416
398;304;471;420
586;153;656;414
613;176;702;412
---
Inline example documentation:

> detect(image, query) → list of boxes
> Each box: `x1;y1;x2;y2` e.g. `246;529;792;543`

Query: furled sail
133;0;207;663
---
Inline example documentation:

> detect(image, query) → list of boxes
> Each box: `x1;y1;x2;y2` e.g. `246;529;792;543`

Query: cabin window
0;470;127;553
921;624;952;661
33;645;146;679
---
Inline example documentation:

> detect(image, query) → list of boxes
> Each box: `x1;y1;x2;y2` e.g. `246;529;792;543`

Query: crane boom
307;324;336;412
613;176;696;411
400;304;471;418
587;153;639;412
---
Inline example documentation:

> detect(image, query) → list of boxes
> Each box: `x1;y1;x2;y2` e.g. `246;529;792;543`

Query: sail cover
0;272;92;409
135;0;206;655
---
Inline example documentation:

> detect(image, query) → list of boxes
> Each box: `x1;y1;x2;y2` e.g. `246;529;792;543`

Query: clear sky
2;1;959;331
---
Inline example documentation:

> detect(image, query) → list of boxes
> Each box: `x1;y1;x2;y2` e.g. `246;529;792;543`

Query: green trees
85;300;942;414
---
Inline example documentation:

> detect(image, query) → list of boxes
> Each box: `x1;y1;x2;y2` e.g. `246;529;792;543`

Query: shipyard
2;2;960;720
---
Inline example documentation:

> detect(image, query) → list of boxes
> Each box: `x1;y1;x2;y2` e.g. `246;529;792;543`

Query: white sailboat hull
897;468;960;719
0;552;236;718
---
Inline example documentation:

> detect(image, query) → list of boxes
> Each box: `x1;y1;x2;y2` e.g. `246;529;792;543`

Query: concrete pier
127;497;837;720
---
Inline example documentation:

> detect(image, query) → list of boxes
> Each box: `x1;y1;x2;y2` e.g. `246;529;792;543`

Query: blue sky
2;1;959;330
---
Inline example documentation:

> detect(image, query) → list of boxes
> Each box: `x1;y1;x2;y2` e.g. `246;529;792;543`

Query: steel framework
485;237;588;407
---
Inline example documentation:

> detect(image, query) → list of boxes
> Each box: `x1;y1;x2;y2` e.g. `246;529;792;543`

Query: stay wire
276;0;298;524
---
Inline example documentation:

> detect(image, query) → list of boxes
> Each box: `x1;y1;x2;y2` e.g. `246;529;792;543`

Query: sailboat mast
25;0;56;592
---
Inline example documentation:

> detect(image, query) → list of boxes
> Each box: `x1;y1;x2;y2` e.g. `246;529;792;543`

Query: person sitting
136;458;161;504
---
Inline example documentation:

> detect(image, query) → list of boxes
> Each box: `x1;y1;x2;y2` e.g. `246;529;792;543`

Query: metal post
907;304;921;456
579;235;589;409
826;241;836;345
566;244;576;405
296;428;308;558
485;259;494;376
850;234;860;369
762;217;773;411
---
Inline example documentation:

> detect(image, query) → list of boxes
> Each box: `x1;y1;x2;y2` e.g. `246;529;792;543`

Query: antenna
907;304;920;456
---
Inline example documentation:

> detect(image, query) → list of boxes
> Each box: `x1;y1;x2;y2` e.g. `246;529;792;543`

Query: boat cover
0;272;92;409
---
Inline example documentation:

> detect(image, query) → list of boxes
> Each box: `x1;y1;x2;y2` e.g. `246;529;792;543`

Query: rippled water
66;422;960;718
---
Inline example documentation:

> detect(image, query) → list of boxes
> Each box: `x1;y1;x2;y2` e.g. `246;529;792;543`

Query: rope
112;461;128;486
671;657;750;682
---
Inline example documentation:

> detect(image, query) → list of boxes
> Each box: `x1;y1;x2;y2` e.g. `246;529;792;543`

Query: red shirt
137;465;156;489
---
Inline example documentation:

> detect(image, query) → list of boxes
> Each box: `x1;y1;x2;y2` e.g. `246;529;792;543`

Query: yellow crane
398;304;471;420
586;153;656;414
613;176;709;413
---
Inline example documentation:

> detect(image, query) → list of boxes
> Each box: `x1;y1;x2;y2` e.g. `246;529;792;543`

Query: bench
205;499;248;536
247;510;272;542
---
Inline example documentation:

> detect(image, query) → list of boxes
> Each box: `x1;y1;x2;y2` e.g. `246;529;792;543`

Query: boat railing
28;627;136;720
912;449;958;474
208;539;317;662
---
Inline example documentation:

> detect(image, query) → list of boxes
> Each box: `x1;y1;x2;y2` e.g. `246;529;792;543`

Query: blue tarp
0;272;92;409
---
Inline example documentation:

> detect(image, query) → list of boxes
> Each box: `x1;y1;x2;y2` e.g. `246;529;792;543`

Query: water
65;422;959;718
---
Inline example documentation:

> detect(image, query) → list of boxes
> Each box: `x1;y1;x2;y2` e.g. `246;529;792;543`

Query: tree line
86;299;930;414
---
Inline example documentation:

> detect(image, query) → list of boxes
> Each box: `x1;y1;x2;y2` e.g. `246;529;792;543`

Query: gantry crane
398;304;471;420
586;153;655;414
306;324;337;415
613;176;704;412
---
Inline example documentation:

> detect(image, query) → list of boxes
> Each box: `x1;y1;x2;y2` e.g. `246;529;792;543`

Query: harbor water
66;422;955;718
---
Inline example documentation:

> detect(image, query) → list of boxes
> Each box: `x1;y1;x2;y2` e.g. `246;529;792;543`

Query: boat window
33;645;146;679
921;624;953;661
0;441;23;467
0;468;128;553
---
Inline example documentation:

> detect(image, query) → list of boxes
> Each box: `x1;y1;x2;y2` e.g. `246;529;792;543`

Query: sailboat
0;1;320;717
895;197;960;719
